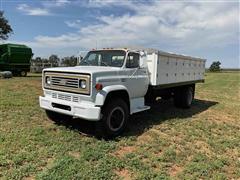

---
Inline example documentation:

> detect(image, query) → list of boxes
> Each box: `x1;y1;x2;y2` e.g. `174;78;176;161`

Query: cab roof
91;47;206;61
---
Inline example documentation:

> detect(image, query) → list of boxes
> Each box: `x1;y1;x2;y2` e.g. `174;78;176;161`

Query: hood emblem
59;79;67;85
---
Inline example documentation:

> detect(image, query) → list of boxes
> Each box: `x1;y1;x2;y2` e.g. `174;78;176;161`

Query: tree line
31;54;79;67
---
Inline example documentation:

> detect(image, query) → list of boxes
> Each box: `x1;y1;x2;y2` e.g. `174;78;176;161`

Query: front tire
96;99;129;138
45;110;73;123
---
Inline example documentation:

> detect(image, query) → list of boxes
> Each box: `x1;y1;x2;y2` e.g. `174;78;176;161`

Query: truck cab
39;48;205;137
40;49;150;137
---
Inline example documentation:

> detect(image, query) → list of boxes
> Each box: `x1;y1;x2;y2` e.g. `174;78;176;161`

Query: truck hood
43;66;121;74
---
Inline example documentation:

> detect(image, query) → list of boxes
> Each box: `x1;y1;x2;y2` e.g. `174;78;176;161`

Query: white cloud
65;20;82;28
17;0;70;16
86;0;130;8
17;4;51;16
43;0;71;8
13;1;239;67
55;0;71;6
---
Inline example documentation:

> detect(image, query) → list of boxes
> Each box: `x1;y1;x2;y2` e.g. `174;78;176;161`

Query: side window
126;52;139;68
111;55;125;67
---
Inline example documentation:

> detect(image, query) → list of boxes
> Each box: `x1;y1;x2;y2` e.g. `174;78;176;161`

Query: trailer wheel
174;86;194;108
96;99;129;138
45;110;72;123
20;71;27;77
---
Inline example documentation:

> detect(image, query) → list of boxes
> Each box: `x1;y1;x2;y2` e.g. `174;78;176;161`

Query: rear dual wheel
174;86;194;108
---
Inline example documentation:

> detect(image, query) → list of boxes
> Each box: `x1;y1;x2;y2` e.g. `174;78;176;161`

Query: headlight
46;76;51;85
79;80;87;89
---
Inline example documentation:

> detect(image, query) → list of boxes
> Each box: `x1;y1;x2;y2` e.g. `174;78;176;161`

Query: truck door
125;52;149;98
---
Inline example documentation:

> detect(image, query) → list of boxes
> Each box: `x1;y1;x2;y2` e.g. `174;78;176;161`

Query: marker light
95;83;103;91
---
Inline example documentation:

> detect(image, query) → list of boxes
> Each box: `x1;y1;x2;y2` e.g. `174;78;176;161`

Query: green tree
209;61;221;72
49;54;59;67
35;57;42;63
61;56;77;67
0;11;13;40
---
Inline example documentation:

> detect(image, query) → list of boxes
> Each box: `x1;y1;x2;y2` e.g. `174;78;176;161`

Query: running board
131;105;150;114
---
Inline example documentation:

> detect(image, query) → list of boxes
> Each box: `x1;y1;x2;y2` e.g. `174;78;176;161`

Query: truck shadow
125;99;218;137
53;98;218;138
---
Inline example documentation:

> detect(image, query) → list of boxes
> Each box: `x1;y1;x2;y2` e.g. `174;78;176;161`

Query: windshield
79;50;126;67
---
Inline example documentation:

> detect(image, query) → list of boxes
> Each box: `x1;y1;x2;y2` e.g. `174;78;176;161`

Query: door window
126;52;139;68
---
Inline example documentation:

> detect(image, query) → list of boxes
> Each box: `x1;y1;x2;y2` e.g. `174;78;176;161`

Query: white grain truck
39;48;205;137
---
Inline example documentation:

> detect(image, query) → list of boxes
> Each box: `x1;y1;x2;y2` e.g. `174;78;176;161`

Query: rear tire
45;110;72;123
174;86;194;108
20;71;27;77
96;99;129;138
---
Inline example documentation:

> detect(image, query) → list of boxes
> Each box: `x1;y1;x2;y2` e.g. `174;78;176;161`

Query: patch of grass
0;72;239;179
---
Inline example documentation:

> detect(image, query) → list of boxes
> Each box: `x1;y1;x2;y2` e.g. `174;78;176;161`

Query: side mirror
139;51;147;68
140;51;145;56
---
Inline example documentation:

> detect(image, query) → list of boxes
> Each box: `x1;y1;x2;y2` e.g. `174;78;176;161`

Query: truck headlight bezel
79;80;87;89
46;76;51;85
43;72;91;95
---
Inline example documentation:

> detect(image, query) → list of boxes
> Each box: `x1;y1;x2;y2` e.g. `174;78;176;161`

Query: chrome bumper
39;96;101;121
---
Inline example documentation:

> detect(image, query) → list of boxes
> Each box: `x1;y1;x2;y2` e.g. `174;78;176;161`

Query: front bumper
39;96;101;121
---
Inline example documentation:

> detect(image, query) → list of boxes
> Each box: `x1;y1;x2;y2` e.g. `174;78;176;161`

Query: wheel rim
107;107;125;132
20;71;26;76
187;88;193;105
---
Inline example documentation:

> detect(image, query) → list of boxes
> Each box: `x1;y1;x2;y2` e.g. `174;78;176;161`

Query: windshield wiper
101;61;110;66
80;61;91;65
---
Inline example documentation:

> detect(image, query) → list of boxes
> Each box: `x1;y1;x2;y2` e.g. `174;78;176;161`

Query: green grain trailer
0;43;33;76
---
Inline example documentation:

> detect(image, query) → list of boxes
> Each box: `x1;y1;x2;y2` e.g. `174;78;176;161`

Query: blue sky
1;0;239;68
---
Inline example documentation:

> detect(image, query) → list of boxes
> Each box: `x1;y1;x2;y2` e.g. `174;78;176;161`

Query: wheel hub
108;107;125;132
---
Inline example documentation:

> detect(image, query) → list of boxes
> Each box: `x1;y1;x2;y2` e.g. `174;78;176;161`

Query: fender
95;85;130;106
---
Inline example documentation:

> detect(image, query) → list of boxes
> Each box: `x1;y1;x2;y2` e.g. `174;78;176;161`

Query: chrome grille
58;93;71;101
52;92;57;98
73;96;79;102
51;77;79;88
44;72;90;95
51;92;79;102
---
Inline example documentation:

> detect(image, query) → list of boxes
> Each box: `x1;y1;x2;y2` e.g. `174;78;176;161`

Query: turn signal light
95;83;103;91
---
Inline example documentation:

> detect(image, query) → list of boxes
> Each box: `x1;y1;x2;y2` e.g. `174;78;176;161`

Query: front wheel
96;99;129;138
